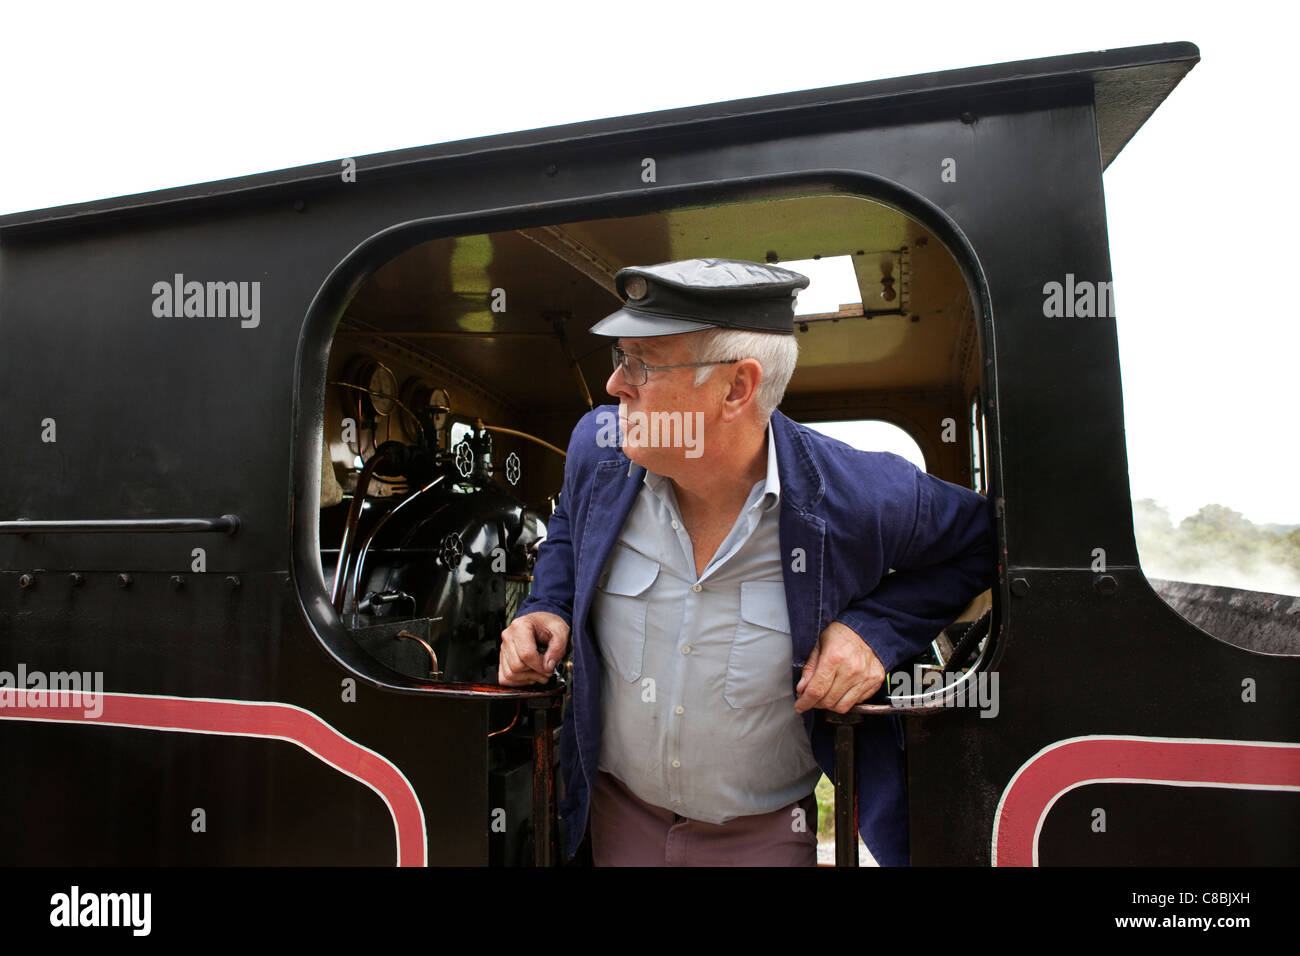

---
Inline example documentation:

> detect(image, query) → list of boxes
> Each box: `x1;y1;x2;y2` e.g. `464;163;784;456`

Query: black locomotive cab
5;41;1295;868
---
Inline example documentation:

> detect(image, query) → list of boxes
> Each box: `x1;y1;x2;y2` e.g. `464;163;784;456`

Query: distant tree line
1133;499;1300;596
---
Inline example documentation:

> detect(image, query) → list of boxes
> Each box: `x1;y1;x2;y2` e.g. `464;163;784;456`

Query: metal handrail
0;515;240;535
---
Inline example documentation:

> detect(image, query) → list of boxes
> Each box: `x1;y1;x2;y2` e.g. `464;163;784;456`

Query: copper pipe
480;424;567;459
396;629;439;678
487;703;522;738
328;380;425;439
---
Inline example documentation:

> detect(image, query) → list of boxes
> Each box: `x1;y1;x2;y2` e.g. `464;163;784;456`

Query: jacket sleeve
834;470;996;674
513;415;588;629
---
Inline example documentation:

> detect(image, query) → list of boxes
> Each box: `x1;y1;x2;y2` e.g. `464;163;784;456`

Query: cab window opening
299;189;996;702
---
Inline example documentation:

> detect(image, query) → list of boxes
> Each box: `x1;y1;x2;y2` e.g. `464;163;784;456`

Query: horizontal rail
392;681;566;702
851;700;948;716
0;515;241;535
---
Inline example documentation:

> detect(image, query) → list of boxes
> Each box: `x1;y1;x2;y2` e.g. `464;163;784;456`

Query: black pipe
332;447;394;611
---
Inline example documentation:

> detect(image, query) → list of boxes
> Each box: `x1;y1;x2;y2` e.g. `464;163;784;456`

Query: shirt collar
757;418;781;512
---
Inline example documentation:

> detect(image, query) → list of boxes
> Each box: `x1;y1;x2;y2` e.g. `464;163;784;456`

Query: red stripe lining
994;737;1300;866
0;690;426;866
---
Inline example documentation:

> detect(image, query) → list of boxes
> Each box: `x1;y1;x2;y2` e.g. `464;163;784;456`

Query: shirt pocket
724;581;795;709
593;547;660;683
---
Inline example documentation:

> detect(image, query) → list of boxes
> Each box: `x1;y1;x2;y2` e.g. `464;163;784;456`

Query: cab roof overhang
0;41;1199;237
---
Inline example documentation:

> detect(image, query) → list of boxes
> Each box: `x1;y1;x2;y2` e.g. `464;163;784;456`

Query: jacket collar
770;409;825;513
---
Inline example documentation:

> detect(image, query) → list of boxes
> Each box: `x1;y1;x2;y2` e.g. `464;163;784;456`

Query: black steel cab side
2;40;1295;866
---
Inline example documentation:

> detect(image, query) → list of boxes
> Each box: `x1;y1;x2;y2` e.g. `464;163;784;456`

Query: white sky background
1;0;1295;526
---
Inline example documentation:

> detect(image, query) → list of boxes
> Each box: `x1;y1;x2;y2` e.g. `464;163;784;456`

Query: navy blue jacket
516;405;996;865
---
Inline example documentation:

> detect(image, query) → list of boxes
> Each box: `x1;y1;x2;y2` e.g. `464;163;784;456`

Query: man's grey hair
689;327;799;422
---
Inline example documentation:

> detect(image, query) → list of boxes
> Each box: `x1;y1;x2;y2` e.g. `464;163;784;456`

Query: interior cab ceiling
338;192;978;413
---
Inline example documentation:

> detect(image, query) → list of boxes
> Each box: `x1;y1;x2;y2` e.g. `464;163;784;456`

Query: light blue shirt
592;421;822;822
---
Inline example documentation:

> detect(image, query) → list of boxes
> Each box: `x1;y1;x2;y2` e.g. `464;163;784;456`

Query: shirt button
675;705;684;715
681;645;692;655
672;760;681;769
671;520;680;530
691;584;702;592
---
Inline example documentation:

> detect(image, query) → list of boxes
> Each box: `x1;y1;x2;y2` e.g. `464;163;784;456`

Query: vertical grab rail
826;711;865;867
828;698;949;865
527;695;562;867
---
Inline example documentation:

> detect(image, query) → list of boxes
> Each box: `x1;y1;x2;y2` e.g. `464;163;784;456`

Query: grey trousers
589;770;819;866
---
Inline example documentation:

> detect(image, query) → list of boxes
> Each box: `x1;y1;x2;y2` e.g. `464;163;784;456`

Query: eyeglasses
610;345;740;387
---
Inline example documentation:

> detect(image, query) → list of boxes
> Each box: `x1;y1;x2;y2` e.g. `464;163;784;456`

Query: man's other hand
498;611;570;686
793;621;886;714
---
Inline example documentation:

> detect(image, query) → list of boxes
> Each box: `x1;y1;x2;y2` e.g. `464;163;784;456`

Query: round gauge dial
429;387;450;431
367;363;397;417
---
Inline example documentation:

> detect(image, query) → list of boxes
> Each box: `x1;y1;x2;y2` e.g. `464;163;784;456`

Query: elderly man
499;258;994;866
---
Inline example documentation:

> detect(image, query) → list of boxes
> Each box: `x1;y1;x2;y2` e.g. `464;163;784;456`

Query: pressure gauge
429;387;450;431
399;379;452;436
342;356;398;419
367;363;397;417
